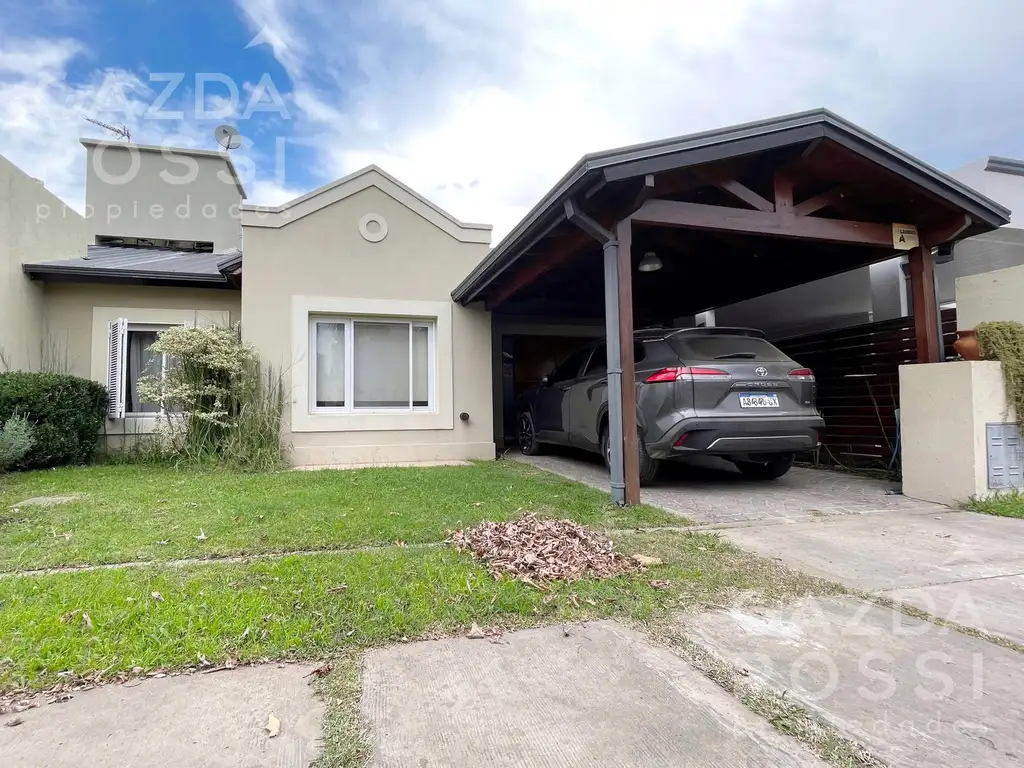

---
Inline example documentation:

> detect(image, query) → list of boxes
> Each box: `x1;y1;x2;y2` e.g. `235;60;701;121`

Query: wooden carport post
907;236;942;364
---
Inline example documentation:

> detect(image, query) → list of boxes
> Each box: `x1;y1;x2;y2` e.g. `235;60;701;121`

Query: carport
453;109;1010;504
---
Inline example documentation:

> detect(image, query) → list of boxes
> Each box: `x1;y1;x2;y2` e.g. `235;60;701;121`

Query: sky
2;0;1024;238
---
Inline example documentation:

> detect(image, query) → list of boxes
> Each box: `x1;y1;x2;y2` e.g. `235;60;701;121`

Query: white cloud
0;36;226;211
247;178;305;206
234;0;1024;237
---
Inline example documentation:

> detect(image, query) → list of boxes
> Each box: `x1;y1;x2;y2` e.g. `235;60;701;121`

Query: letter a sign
892;223;920;250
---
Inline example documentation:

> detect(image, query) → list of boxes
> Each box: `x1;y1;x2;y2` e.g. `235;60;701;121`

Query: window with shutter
107;318;128;418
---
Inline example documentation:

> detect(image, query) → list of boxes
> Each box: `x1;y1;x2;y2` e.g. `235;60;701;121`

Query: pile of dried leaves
448;513;640;585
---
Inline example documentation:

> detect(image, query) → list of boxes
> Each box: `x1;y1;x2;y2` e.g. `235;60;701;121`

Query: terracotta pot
953;329;983;361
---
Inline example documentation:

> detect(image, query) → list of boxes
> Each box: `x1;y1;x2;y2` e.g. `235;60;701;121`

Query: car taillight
645;367;731;382
788;368;815;381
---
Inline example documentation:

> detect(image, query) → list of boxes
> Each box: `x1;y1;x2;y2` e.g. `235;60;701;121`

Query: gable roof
452;108;1011;304
241;165;492;244
23;245;239;289
79;138;248;199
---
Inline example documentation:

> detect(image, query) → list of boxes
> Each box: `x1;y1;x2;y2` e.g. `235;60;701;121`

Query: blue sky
3;0;1024;237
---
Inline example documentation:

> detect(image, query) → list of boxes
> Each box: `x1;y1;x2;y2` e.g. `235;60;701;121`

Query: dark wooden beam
774;171;794;214
801;138;822;159
927;214;972;245
564;198;614;241
696;169;775;212
631;174;656;213
908;236;941;363
616;219;641;505
792;186;847;216
485;229;592;310
632;198;897;248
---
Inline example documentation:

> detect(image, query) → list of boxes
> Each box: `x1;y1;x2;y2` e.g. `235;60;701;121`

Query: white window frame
107;319;182;418
308;315;437;415
124;323;179;417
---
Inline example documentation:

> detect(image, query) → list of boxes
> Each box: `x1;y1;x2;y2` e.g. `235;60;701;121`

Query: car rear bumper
646;415;824;460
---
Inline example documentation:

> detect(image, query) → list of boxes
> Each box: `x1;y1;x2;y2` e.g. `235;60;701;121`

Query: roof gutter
23;263;231;286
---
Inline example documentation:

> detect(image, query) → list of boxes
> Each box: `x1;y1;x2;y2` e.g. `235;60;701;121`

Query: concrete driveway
513;449;942;525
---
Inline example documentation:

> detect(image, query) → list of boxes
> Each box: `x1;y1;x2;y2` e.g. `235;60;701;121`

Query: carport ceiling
453;109;1010;321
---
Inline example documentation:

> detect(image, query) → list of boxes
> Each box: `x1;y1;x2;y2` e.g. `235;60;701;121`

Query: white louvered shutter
107;318;128;418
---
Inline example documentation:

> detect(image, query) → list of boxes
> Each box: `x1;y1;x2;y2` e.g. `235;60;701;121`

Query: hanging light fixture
638;250;663;272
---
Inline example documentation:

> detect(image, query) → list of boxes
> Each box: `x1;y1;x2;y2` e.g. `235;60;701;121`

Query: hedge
0;372;107;470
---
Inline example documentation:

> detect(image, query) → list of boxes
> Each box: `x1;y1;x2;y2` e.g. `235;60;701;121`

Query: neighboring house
0;154;85;372
709;156;1024;339
10;139;494;465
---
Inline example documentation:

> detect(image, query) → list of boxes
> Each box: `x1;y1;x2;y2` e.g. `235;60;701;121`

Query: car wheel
517;411;543;456
735;453;794;480
600;426;660;486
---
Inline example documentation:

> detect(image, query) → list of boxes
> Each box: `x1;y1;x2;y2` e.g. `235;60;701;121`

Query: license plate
739;393;780;408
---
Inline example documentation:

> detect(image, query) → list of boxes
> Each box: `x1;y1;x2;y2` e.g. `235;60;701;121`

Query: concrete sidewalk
362;620;824;767
686;596;1024;768
0;664;324;768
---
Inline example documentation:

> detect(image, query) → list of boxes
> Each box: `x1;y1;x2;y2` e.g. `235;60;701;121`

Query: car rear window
669;334;789;362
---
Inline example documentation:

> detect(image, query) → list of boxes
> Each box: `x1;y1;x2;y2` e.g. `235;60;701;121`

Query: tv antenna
83;116;131;141
214;124;242;150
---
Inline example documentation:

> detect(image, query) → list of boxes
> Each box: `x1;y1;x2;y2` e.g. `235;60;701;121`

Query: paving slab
721;508;1024;592
362;619;824;767
883;574;1024;646
685;596;1024;768
0;664;324;767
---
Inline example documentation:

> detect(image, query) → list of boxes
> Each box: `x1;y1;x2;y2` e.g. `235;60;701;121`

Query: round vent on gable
359;213;388;243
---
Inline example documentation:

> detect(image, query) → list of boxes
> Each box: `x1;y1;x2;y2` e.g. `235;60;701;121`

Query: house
7;138;494;465
1;109;1012;481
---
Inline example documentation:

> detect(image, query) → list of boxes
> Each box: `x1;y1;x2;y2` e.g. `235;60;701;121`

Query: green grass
0;531;833;694
965;491;1024;519
0;461;684;572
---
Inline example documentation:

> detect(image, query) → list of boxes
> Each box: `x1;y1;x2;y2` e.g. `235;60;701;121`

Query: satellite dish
214;124;242;150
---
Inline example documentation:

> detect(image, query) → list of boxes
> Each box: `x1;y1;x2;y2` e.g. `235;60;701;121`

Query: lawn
0;461;684;572
0;529;834;693
0;460;839;768
965;491;1024;519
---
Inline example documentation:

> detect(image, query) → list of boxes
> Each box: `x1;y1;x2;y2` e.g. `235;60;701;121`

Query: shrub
0;372;107;469
0;415;34;471
977;320;1024;435
135;326;287;471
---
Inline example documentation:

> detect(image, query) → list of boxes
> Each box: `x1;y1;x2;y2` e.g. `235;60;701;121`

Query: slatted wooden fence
775;309;957;468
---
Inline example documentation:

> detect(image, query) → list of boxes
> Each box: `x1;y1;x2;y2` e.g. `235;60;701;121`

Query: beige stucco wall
83;141;243;251
900;361;1014;505
0;154;86;371
41;283;241;380
241;179;494;467
956;263;1024;330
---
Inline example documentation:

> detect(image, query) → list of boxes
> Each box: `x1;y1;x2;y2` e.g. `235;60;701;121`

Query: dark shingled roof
23;245;242;289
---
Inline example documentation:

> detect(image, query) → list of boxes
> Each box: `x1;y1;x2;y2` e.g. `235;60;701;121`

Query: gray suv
517;328;824;483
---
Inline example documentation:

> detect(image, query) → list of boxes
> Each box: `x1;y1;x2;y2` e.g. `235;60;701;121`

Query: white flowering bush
135;325;286;471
